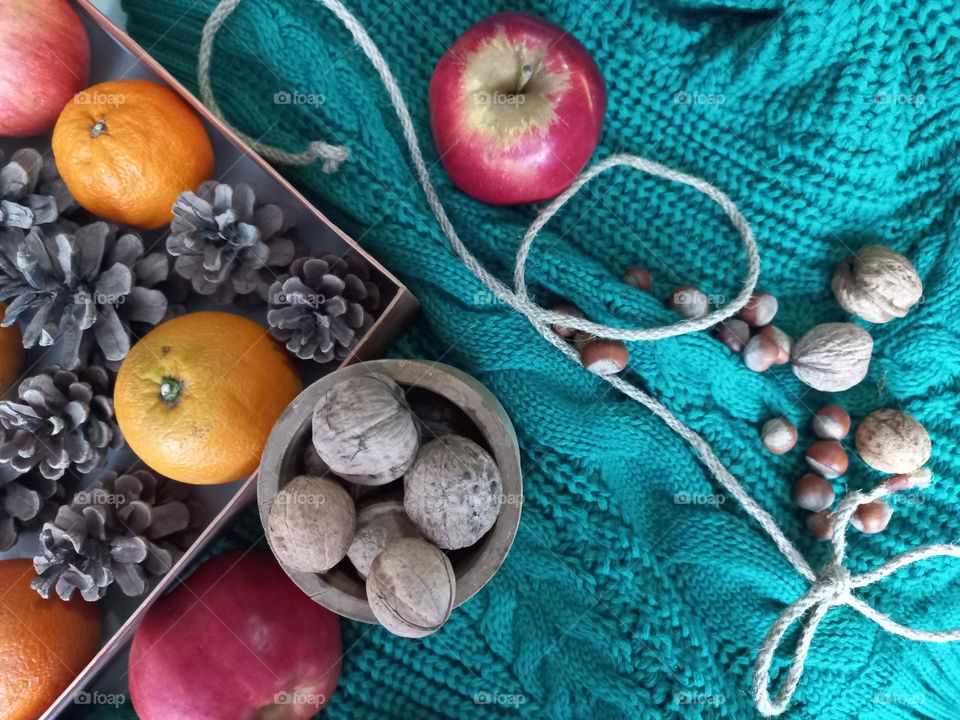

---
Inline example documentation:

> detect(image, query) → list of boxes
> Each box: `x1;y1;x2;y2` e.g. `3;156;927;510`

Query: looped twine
199;0;960;715
753;481;960;717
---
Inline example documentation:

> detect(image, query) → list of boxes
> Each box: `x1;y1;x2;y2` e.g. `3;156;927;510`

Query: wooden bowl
257;359;522;624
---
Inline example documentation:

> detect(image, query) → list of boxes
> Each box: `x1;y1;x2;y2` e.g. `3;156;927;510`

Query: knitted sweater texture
108;1;960;718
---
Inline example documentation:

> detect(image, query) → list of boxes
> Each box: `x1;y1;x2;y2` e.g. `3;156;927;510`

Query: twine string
198;2;960;714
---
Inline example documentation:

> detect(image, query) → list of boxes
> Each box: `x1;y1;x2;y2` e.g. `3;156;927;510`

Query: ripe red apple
430;12;606;205
0;0;91;137
129;551;342;720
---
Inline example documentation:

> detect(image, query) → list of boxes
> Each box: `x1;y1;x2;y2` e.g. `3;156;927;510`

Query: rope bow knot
754;482;960;716
199;1;960;714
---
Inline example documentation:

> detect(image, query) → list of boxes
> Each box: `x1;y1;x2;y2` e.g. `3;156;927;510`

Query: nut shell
550;302;583;339
366;537;455;638
667;285;709;319
738;292;778;327
805;440;848;479
760;417;797;454
790;323;873;392
831;245;922;323
855;408;931;473
744;334;779;372
579;338;629;376
713;319;750;353
405;435;503;549
807;510;835;540
851;500;894;534
622;266;652;292
812;405;851;440
347;498;421;579
267;475;356;573
792;474;835;512
312;373;420;485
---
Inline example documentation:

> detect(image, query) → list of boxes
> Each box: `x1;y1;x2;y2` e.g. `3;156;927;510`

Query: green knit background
103;0;960;717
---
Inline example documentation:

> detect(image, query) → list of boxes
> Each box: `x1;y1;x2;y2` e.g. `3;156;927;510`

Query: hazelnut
743;334;779;372
758;325;792;364
404;435;503;550
347;498;421;579
579;338;629;375
807;510;835;540
790;323;873;392
851;501;893;534
267;475;356;573
550;301;584;339
855;408;931;474
738;292;778;327
805;440;848;479
366;537;456;638
667;284;709;319
713;319;751;353
831;245;922;324
812;405;851;440
792;474;835;512
884;467;933;492
312;373;420;486
760;417;797;454
622;266;652;292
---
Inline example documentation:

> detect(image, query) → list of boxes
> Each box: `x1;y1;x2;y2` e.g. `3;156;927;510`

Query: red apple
430;12;606;205
129;551;342;720
0;0;91;137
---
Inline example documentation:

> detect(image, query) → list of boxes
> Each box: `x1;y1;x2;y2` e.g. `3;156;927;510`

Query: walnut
831;245;922;323
266;475;356;573
404;435;502;550
855;409;931;473
790;323;873;392
347;498;421;579
366;537;455;637
312;373;420;486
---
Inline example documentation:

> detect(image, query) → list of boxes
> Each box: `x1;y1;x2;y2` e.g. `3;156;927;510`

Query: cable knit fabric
100;1;960;718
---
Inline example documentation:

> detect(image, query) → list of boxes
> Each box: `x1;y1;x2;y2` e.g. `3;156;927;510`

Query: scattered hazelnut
758;325;792;364
578;338;629;375
738;292;778;327
267;475;356;573
812;405;851;440
404;435;503;550
805;440;848;479
550;301;584;339
622;266;652;292
807;510;835;540
667;284;710;319
831;245;922;324
347;498;422;579
884;467;933;492
312;373;421;486
760;417;797;454
851;501;893;534
855;408;931;474
792;473;835;512
743;334;779;372
790;323;873;392
366;537;456;638
713;319;751;353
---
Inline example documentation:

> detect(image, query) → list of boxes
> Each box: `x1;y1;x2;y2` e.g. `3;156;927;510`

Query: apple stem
516;62;536;94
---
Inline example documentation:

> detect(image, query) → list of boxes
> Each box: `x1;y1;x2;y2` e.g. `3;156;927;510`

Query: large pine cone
0;222;169;369
32;469;202;601
167;181;297;304
266;255;380;365
0;148;74;234
0;469;63;551
0;365;123;480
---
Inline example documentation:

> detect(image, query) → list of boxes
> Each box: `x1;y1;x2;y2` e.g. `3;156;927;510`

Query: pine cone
167;181;297;304
0;148;74;233
0;469;63;551
0;222;169;368
0;364;123;480
266;255;380;364
32;469;203;601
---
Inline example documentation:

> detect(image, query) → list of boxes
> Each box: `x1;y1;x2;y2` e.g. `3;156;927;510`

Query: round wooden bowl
257;359;522;624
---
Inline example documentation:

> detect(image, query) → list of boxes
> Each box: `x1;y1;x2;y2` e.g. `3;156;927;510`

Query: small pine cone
0;470;64;551
167;181;297;305
32;469;203;601
0;148;74;234
0;222;169;369
0;364;123;480
266;255;380;365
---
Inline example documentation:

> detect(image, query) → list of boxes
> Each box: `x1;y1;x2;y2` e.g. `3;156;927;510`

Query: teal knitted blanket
107;0;960;718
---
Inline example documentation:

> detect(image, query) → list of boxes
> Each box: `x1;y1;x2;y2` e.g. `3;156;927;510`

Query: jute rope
199;2;960;714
